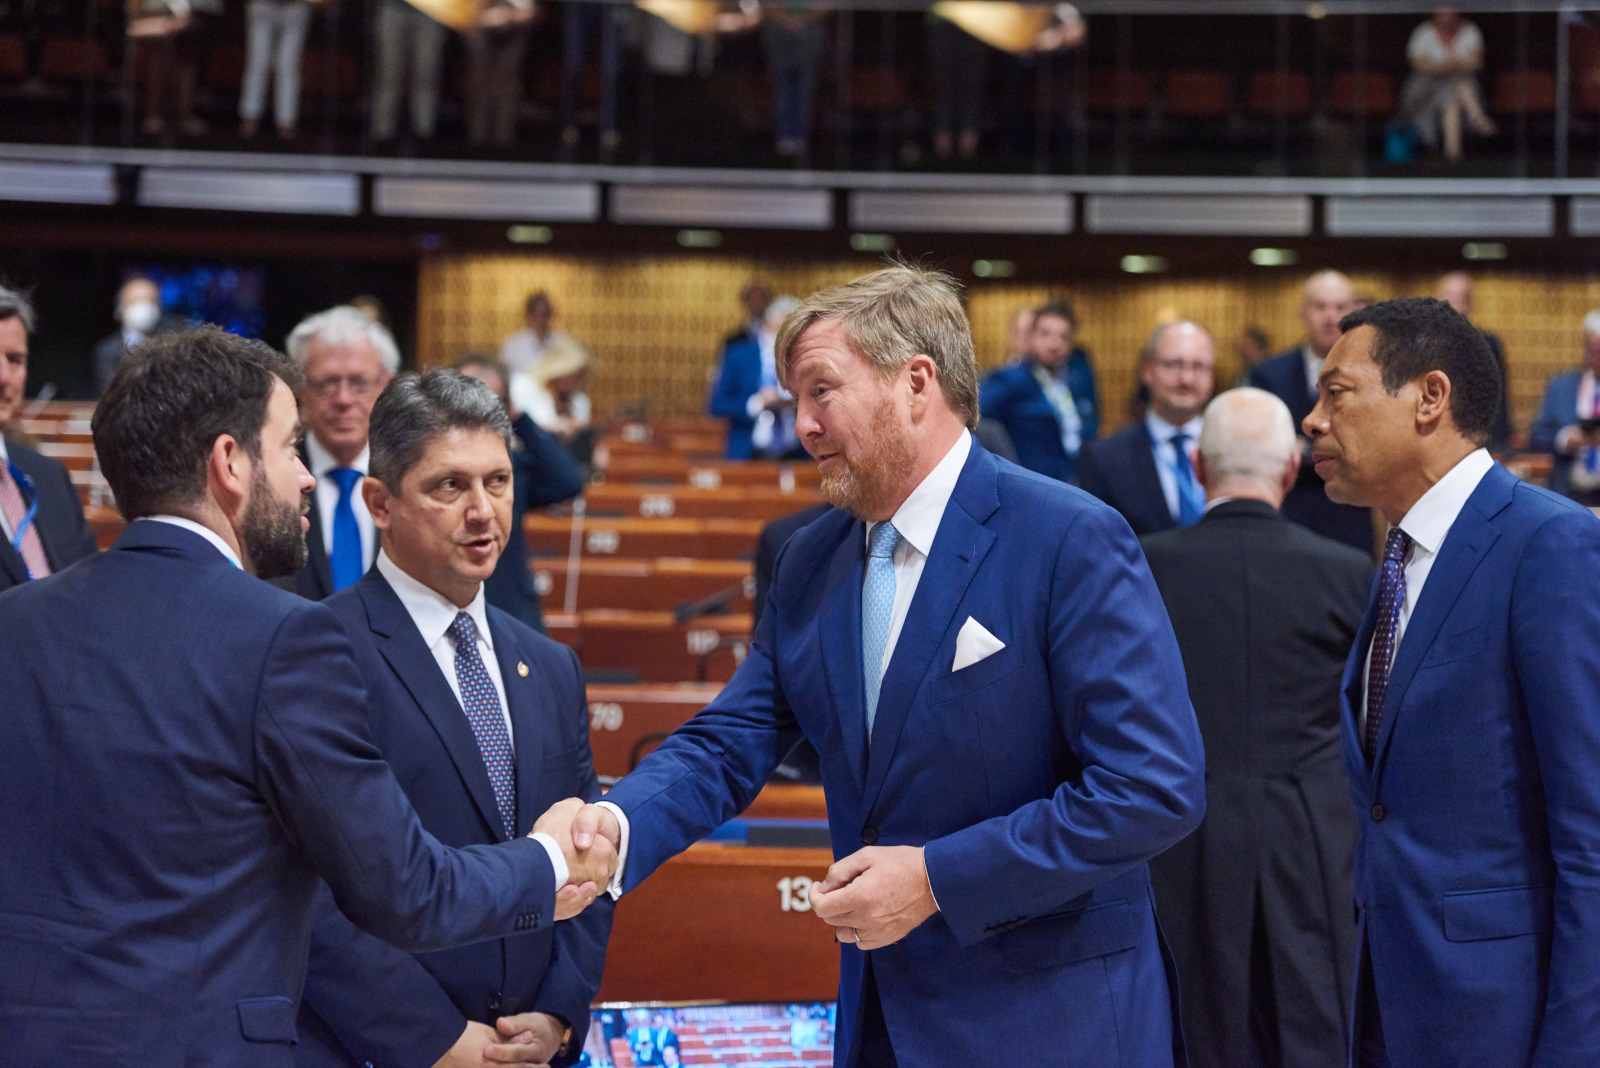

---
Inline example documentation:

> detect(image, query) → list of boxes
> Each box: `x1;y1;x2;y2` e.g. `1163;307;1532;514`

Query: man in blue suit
977;299;1099;484
1251;271;1376;554
0;329;613;1067
1528;309;1600;506
297;369;610;1068
1305;297;1600;1067
709;295;802;460
566;266;1206;1066
0;286;97;592
1078;319;1216;536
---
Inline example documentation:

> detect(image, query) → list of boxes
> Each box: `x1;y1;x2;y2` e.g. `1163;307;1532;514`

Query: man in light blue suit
1528;309;1600;505
1305;297;1600;1068
566;265;1206;1067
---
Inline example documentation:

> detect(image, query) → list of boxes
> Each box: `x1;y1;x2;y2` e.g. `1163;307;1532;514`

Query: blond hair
775;264;980;430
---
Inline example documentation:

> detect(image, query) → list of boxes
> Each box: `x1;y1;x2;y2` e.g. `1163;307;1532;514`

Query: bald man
1436;272;1511;451
1250;271;1376;553
1143;388;1371;1068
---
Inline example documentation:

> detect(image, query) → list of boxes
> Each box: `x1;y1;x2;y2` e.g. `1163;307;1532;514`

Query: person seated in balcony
127;0;223;138
238;0;314;140
1393;6;1496;162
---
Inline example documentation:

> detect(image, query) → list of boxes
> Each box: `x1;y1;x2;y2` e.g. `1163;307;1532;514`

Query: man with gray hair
556;263;1205;1066
1529;308;1600;506
279;304;399;599
297;369;613;1068
1079;319;1215;535
1142;387;1372;1068
0;285;96;592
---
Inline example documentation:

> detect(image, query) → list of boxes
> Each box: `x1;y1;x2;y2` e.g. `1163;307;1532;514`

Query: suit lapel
0;536;27;586
819;525;870;794
362;575;509;840
300;444;335;597
1344;573;1381;782
490;613;549;837
862;446;1000;813
1132;428;1173;529
1370;467;1510;769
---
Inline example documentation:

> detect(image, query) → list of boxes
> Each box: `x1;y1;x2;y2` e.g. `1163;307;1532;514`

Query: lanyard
7;461;39;556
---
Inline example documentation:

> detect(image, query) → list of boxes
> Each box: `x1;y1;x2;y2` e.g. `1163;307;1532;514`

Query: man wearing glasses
277;305;396;600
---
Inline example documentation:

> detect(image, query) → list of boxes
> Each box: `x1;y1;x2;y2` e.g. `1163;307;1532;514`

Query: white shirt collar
1302;345;1326;395
138;515;243;568
1397;448;1496;557
305;433;370;480
376;549;494;656
866;429;972;560
0;435;9;463
1144;409;1204;445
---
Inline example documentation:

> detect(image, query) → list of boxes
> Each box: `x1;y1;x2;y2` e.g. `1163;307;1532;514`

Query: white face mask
121;298;160;334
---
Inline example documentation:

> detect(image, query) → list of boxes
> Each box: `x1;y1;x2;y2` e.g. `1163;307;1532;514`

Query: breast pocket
929;646;1022;707
1420;625;1487;669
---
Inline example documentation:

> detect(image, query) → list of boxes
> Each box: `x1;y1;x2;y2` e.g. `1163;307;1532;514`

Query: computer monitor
581;1001;835;1067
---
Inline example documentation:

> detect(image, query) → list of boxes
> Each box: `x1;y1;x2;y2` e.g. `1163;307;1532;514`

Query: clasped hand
531;799;618;920
807;845;939;951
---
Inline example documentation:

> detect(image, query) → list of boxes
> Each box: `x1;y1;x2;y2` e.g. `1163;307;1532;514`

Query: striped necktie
0;461;50;579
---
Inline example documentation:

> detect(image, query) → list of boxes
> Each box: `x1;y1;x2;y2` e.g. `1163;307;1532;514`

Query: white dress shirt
0;435;12;542
1302;346;1325;401
596;430;974;899
1144;411;1204;523
1360;448;1495;732
499;328;573;375
139;514;243;568
306;433;376;568
375;550;569;877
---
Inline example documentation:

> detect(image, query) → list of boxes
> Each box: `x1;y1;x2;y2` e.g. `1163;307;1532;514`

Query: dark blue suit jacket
0;522;561;1067
0;437;97;591
1250;349;1375;554
978;351;1099;485
486;414;585;634
1342;463;1600;1066
602;441;1205;1067
297;570;612;1068
1077;421;1175;537
709;335;763;460
1528;370;1585;498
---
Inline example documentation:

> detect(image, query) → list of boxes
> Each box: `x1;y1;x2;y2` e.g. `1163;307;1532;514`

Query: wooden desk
574;609;751;684
582;483;822;524
526;516;762;561
586;682;723;777
534;557;751;614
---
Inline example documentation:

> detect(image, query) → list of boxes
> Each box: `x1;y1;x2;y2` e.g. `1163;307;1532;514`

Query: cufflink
518;661;529;677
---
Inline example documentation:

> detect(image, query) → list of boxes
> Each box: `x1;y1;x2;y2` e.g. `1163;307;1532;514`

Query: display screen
580;1002;835;1067
135;265;266;339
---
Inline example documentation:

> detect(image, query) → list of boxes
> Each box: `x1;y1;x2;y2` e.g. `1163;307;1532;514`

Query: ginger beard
812;389;918;521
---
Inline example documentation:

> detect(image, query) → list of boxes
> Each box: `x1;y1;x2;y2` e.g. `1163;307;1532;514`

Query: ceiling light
507;225;553;244
1250;247;1298;267
1462;241;1508;261
973;259;1017;279
1120;255;1168;274
850;233;895;252
677;229;723;248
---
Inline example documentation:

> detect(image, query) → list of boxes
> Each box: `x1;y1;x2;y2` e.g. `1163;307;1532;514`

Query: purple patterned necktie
448;612;516;839
1364;527;1412;759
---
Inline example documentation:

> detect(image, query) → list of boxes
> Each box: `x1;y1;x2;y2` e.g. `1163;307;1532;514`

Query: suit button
861;827;878;846
488;994;503;1015
1370;803;1386;822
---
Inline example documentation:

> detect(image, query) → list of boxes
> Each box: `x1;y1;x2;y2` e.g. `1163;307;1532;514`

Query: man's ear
1416;369;1452;431
363;475;393;535
1281;449;1302;495
1193;450;1210;492
208;434;250;514
905;354;938;415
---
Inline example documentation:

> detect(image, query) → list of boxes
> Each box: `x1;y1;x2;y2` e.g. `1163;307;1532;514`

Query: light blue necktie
327;467;364;591
862;521;901;738
1169;432;1205;527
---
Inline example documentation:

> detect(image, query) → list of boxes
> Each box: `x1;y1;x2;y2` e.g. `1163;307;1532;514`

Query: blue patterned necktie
1169;432;1205;527
327;467;364;591
861;521;902;738
448;612;517;839
1364;527;1412;759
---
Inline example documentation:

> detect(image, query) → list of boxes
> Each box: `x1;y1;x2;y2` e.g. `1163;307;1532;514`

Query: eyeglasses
1150;358;1213;377
305;375;381;401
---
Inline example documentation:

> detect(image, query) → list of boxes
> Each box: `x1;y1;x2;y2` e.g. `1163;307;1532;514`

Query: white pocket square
952;616;1006;672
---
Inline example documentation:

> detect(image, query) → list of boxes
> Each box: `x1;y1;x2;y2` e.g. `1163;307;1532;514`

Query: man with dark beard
0;328;615;1067
560;265;1205;1067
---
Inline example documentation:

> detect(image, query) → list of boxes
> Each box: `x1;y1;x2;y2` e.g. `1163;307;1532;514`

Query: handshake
530;798;624;920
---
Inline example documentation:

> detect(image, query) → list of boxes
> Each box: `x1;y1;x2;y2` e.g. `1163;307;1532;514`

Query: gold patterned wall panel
420;256;1600;436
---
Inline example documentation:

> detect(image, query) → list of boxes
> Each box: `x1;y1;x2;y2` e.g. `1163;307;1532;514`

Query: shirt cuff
595;800;631;900
530;831;569;888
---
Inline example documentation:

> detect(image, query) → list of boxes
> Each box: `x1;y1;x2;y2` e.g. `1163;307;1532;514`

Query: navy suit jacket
0;437;97;591
0;522;561;1067
1077;421;1175;536
297;570;612;1068
1250;349;1375;554
1528;370;1586;498
978;351;1099;485
485;413;586;634
1342;463;1600;1066
709;335;763;460
602;441;1206;1067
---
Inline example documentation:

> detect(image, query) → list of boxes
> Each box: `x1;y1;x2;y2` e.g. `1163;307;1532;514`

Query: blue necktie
1364;528;1412;760
862;521;901;738
448;612;517;839
1169;432;1205;527
327;467;364;591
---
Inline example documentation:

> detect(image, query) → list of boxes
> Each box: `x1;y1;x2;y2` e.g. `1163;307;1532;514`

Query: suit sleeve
252;602;559;953
46;457;97;566
530;646;615;1065
1529;377;1574;454
1071;350;1100;441
1513;508;1600;1066
923;503;1207;945
708;342;755;419
513;413;586;509
978;369;1012;425
1074;442;1111;507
